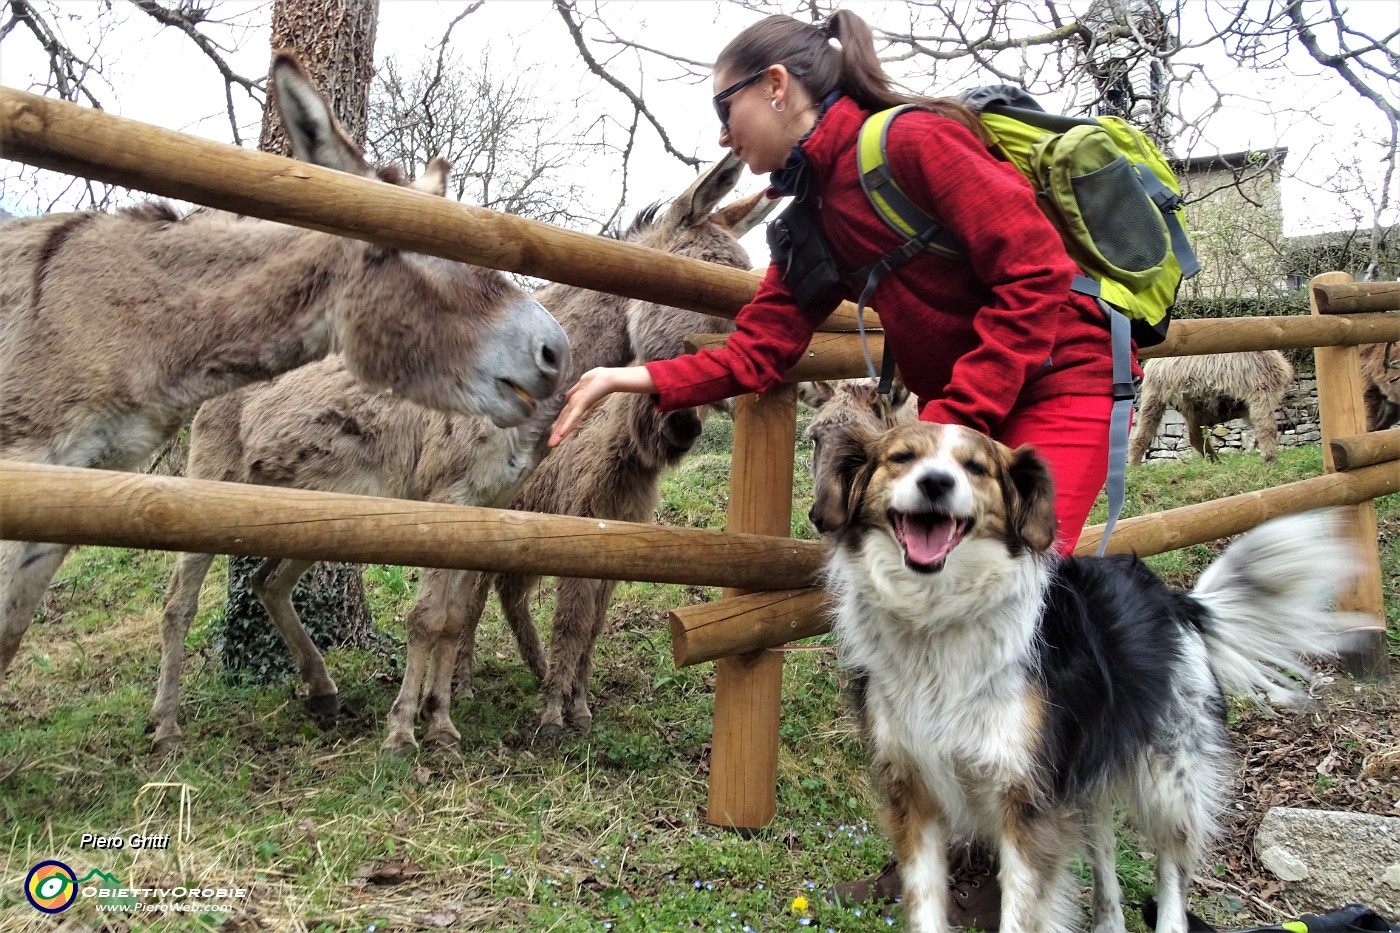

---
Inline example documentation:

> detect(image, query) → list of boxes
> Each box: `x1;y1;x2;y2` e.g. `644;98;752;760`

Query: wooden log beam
1141;313;1400;357
672;459;1400;663
1331;430;1400;472
0;86;885;333
687;313;1400;383
1311;271;1388;679
707;387;797;831
1313;282;1400;315
1075;456;1400;557
0;461;824;590
671;586;829;668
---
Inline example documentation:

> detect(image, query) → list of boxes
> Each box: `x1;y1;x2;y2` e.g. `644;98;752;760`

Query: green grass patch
1;421;1395;931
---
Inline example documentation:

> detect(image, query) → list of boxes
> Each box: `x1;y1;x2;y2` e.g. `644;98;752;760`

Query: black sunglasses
712;65;805;129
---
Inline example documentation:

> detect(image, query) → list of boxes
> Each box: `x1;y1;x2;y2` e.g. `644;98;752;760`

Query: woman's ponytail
716;10;987;145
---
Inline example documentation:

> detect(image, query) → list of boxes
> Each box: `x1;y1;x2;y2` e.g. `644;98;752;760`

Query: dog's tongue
894;513;965;567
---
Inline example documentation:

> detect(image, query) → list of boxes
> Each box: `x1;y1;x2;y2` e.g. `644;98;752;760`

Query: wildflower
790;895;810;914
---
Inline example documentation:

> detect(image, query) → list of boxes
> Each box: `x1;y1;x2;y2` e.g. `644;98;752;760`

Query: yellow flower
790;895;810;914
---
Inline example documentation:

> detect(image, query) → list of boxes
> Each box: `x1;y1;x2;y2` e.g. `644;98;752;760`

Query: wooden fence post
707;386;797;830
1311;271;1389;679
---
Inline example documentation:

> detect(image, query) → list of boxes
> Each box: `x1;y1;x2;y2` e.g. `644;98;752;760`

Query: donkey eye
888;449;917;464
962;459;989;476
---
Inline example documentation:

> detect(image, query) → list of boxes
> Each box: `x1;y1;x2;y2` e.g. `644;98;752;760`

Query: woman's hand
548;365;658;447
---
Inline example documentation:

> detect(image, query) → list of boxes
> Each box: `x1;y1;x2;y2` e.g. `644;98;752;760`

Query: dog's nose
808;506;827;535
917;470;955;502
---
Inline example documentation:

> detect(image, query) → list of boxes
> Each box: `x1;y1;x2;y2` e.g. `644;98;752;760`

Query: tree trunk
217;0;380;683
258;0;379;157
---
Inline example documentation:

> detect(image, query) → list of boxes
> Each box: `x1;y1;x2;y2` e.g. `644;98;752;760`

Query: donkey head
624;153;774;367
270;52;570;428
805;377;915;535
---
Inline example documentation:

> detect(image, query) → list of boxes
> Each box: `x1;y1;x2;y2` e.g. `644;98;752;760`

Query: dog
818;420;1365;933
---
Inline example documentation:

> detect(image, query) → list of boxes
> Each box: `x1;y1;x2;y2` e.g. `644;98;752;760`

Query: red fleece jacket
645;96;1132;435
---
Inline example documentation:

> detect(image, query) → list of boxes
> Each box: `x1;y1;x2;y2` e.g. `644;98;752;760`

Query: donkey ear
669;152;745;228
715;190;779;238
271;51;373;177
882;371;911;412
1005;444;1058;553
796;380;835;411
412;158;452;198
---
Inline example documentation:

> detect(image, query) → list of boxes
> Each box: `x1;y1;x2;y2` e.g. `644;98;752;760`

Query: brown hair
714;10;988;143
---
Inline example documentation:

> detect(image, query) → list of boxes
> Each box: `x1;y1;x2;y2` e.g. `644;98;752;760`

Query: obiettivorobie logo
23;861;247;916
24;861;109;914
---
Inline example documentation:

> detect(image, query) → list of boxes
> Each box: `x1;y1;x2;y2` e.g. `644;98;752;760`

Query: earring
771;99;786;113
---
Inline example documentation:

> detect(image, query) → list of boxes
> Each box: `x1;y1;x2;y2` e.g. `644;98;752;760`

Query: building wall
1174;155;1288;301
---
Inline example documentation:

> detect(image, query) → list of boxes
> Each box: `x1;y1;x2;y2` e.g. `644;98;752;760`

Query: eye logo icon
25;860;78;913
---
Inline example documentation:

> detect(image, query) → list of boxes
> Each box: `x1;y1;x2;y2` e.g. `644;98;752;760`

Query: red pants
996;394;1114;556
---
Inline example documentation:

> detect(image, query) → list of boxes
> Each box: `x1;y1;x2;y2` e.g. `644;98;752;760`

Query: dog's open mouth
890;510;969;573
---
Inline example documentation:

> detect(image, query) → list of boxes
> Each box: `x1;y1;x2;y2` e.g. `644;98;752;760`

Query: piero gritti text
79;833;171;850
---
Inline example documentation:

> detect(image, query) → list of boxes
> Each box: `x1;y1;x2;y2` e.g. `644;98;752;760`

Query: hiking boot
826;844;1002;930
948;842;1001;931
827;858;900;905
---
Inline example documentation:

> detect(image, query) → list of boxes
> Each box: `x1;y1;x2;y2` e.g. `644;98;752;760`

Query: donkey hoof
534;720;564;743
306;693;340;725
151;735;185;757
424;729;461;750
569;715;594;736
379;735;418;757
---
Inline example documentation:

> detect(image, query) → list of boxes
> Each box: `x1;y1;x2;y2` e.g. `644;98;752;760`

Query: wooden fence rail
0;461;824;591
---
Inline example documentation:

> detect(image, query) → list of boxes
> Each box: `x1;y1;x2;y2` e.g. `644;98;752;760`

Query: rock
1254;807;1400;914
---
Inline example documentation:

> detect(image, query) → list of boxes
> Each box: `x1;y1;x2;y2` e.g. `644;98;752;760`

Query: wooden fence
2;86;1398;831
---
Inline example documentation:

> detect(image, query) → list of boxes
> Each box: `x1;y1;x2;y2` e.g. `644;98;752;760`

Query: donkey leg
0;540;74;682
546;577;615;734
150;552;216;753
249;558;339;722
1182;403;1215;462
1127;390;1166;464
497;572;546;681
1085;812;1128;933
422;570;491;748
452;571;495;700
383;566;452;752
1248;398;1280;462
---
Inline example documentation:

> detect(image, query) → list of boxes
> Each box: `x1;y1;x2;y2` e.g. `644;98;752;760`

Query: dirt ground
1198;656;1400;929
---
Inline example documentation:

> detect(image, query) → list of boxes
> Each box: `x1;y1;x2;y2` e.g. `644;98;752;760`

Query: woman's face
712;66;794;175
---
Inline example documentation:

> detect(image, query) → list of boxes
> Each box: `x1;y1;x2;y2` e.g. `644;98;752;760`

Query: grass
1;414;1397;932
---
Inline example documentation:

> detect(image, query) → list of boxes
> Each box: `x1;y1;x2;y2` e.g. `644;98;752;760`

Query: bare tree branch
8;0;107;108
552;0;701;169
127;0;265;145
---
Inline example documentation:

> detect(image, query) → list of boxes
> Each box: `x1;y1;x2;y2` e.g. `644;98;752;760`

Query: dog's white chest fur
830;535;1051;833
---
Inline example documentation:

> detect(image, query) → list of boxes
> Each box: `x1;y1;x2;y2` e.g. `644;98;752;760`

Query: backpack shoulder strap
857;106;964;260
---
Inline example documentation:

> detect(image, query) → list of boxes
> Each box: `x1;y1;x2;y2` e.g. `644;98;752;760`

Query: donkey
1361;341;1400;432
151;357;562;753
1128;350;1294;464
450;182;777;736
0;52;570;692
804;378;917;537
154;155;768;753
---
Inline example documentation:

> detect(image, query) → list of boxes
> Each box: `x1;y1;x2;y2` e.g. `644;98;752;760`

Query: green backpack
853;86;1202;553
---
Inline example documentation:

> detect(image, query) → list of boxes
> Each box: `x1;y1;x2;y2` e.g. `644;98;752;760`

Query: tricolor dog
818;420;1366;933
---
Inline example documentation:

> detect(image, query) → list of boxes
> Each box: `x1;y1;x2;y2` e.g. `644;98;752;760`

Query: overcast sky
2;0;1396;241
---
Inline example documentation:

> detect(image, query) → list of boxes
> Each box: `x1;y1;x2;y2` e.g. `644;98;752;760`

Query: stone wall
1135;376;1322;461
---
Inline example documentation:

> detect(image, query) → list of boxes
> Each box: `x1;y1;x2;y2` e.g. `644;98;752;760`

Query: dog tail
1190;510;1375;705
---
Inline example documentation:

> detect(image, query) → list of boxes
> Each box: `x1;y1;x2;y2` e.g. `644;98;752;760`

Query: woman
548;10;1135;925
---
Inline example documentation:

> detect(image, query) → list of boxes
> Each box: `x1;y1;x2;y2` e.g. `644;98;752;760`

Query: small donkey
155;156;768;753
0;52;570;692
450;186;776;736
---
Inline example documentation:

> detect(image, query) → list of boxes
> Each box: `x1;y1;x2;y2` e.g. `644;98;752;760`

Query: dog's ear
1006;444;1058;553
809;423;875;536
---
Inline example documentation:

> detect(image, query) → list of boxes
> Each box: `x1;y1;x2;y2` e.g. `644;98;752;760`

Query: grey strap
1098;298;1136;556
